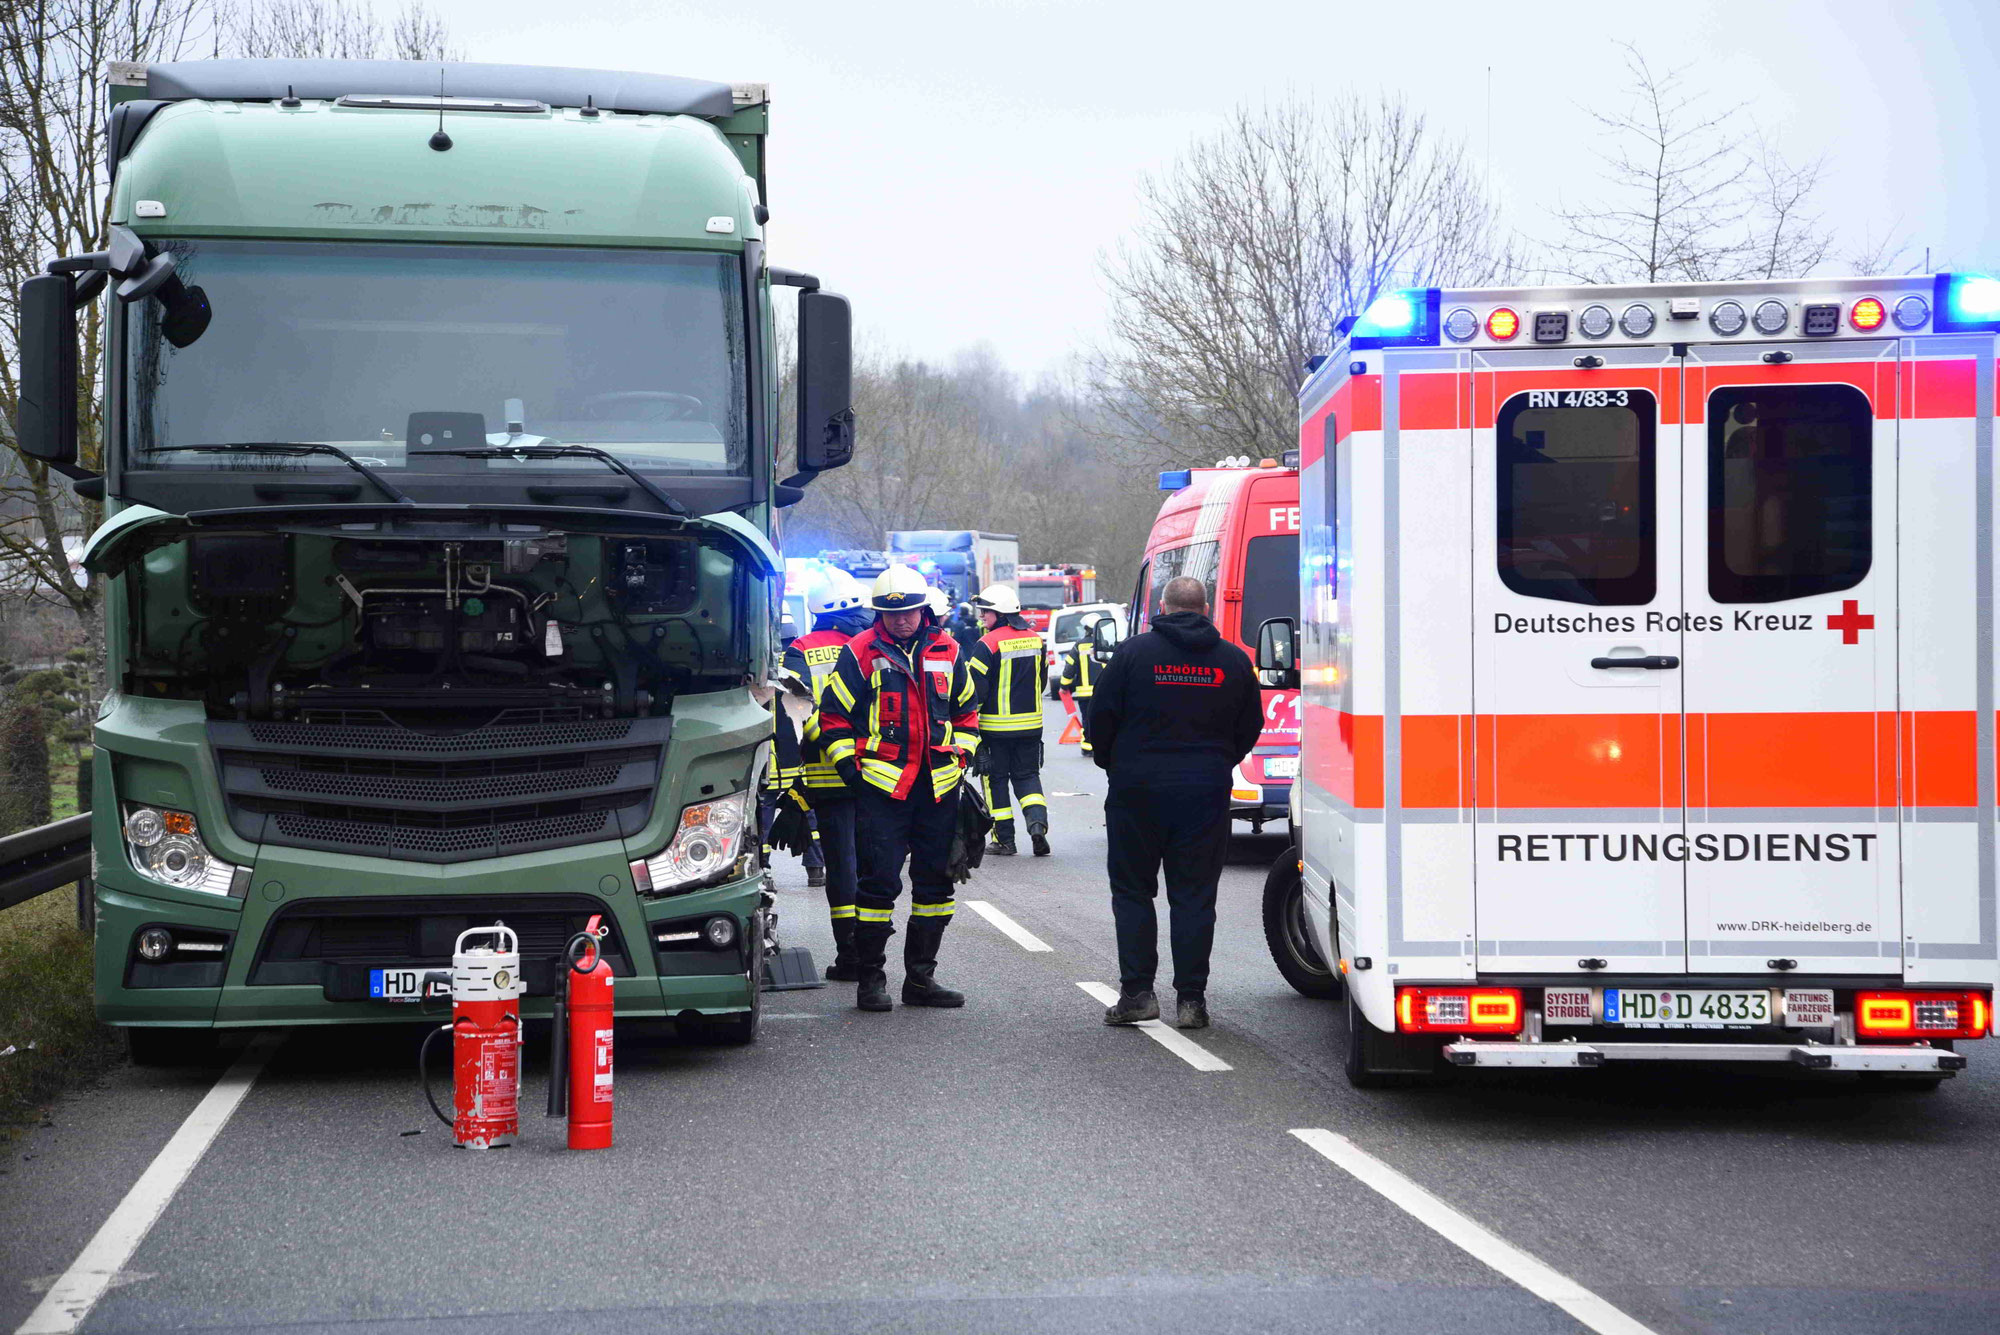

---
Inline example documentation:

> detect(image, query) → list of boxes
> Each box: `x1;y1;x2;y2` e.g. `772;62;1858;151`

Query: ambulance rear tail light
1485;307;1520;341
1349;288;1441;349
1934;273;2000;333
1848;296;1886;332
1394;986;1523;1035
1853;989;1990;1040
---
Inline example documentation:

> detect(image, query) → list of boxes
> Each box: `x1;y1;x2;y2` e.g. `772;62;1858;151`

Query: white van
1260;274;1998;1087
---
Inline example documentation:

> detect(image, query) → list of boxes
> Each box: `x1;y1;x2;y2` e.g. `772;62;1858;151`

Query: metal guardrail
0;813;92;911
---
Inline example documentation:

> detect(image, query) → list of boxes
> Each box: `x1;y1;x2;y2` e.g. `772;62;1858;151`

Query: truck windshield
125;241;748;475
1018;582;1068;609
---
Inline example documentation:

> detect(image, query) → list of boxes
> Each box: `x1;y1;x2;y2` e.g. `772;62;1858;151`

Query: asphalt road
4;714;1997;1334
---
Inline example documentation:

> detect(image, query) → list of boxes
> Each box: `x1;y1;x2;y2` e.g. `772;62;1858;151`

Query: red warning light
1486;307;1520;340
1850;297;1886;331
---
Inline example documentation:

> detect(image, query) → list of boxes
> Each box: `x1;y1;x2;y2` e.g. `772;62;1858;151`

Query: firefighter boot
901;915;965;1008
1029;819;1050;858
855;919;893;1011
824;915;860;982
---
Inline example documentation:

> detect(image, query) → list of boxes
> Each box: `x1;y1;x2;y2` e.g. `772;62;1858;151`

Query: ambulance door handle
1590;655;1679;670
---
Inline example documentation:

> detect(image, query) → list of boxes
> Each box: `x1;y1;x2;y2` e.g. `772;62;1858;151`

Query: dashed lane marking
18;1033;282;1335
1288;1129;1660;1335
1076;982;1233;1071
965;900;1054;952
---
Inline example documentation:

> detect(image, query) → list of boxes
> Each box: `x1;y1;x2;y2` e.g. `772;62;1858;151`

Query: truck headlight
122;804;241;895
630;790;754;896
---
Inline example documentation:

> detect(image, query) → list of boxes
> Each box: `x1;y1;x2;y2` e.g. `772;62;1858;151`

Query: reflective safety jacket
819;624;981;800
1058;643;1099;699
968;617;1047;733
784;626;857;795
766;697;803;792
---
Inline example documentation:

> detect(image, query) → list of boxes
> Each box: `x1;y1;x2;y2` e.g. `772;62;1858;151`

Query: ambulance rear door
1472;347;1686;975
1681;340;1901;975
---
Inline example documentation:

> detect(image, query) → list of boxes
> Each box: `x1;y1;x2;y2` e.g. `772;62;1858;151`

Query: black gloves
835;757;861;791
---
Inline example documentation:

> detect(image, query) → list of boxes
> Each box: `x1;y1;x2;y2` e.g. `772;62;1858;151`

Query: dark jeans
1104;781;1231;995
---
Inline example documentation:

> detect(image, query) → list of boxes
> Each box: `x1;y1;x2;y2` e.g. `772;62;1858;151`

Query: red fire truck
1016;564;1096;631
1126;459;1300;831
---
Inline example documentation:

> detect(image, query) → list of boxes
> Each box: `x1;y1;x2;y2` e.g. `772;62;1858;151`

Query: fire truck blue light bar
1935;273;2000;333
1349;288;1441;349
1159;470;1192;491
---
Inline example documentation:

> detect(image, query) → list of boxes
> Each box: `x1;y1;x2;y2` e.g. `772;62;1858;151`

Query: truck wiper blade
410;445;691;517
150;443;414;505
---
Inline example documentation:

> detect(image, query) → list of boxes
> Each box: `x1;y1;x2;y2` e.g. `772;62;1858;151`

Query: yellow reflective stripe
980;717;1042;733
968;656;991;677
829;905;857;919
910;901;956;917
1017;792;1046;807
826;738;857;762
989;806;1013;819
856;906;894;923
952;729;980;754
826;674;857;709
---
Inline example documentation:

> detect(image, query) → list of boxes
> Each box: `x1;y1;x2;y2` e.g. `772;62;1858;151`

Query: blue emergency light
918;559;938;574
1934;273;2000;333
1159;470;1192;491
1348;288;1442;349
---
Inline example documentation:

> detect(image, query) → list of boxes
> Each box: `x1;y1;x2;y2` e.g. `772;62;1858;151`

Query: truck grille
212;708;670;863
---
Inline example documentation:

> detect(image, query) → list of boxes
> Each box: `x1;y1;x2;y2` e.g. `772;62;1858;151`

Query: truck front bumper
1443;1039;1966;1073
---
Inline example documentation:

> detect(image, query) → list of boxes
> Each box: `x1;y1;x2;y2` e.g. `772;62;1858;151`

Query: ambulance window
1241;535;1300;648
1130;561;1150;631
1496;390;1657;606
1147;541;1220;619
1707;385;1871;603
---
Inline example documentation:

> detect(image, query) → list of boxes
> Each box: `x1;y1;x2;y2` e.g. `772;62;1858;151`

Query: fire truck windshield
1018;582;1068;609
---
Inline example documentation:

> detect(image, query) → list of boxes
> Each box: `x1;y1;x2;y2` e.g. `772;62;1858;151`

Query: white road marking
1288;1129;1660;1335
965;900;1053;952
763;1013;822;1020
1077;982;1232;1071
17;1034;280;1335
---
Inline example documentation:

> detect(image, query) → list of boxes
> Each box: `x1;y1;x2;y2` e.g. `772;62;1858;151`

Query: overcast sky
424;0;2000;382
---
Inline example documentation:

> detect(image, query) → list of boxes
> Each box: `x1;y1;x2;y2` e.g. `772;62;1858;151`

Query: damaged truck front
13;59;856;1063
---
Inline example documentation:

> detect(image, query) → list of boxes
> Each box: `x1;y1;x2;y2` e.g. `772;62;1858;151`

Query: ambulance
1131;458;1301;831
1258;274;2000;1086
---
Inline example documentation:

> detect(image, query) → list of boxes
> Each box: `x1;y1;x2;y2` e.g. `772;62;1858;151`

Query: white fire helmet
971;583;1020;616
808;569;868;619
869;564;932;612
927;588;950;619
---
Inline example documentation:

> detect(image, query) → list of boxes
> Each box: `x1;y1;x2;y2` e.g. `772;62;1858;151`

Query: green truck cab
13;59;856;1063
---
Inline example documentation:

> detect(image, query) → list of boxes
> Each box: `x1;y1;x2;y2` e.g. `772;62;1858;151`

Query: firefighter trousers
854;782;958;978
811;795;858;963
1104;782;1231;996
980;733;1047;842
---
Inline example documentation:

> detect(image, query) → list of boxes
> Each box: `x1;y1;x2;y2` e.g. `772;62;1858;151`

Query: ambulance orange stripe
1303;709;1986;810
1398;373;1465;433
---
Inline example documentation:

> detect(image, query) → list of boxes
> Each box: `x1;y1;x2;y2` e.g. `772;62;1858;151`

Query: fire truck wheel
126;1026;220;1068
1262;849;1342;1001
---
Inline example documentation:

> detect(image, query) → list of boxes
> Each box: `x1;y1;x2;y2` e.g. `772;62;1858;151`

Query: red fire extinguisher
420;924;522;1149
546;915;615;1150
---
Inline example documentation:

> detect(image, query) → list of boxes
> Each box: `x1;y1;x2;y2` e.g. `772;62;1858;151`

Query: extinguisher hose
546;993;568;1118
419;1023;454;1128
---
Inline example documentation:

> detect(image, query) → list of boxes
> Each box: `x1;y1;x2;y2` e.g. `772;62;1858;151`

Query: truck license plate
369;967;446;1002
1263;756;1300;779
1603;988;1771;1028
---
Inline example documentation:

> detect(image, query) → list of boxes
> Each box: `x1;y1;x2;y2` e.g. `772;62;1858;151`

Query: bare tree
390;3;455;61
228;2;459;61
1092;94;1511;467
1742;139;1835;280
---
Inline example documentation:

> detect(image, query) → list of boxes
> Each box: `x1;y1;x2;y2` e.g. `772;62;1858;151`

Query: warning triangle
1058;715;1082;745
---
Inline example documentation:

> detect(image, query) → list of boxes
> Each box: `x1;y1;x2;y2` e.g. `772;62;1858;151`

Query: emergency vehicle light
1848;297;1886;332
1934;273;2000;333
1853;989;1990;1040
1159;470;1192;491
1486;307;1520;341
1394;986;1523;1034
1349;288;1440;349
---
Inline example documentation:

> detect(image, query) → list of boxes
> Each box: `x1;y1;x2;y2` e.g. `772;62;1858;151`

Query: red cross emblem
1827;599;1874;645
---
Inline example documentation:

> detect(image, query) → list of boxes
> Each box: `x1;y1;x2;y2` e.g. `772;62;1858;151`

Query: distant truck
15;59;857;1063
1015;563;1096;631
885;530;1018;604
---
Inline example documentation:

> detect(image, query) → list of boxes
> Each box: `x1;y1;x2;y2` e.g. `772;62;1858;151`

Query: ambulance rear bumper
1442;1040;1966;1073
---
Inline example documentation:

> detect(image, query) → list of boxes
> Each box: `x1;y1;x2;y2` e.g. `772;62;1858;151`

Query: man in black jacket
1085;576;1264;1030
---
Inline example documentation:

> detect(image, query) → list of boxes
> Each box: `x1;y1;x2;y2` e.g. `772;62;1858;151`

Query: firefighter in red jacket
818;565;982;1012
784;570;875;981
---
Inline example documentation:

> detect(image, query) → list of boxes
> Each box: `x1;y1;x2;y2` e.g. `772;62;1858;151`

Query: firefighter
1057;616;1106;755
759;613;807;868
817;565;982;1011
967;583;1050;856
785;570;875;980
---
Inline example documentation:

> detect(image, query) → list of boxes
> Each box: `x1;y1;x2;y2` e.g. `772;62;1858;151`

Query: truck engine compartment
124;523;754;722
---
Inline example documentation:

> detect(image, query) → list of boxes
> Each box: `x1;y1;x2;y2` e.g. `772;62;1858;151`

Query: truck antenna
429;66;452;152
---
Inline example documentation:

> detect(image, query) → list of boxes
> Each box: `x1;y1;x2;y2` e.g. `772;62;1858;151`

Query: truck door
1681;341;1901;974
1472;349;1686;974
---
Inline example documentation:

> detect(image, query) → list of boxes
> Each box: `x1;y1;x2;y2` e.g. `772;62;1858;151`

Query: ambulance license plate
1264;756;1300;779
369;967;446;1003
1603;988;1772;1028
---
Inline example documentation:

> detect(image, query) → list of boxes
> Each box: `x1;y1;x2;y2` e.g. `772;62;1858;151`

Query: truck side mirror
16;274;80;473
797;289;854;473
1257;617;1299;686
1091;618;1122;657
